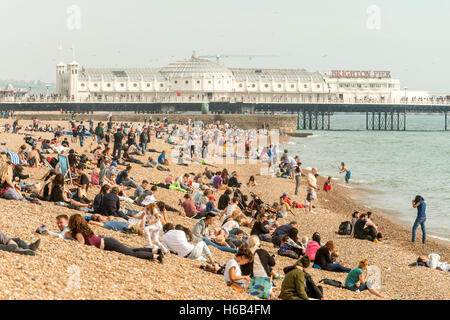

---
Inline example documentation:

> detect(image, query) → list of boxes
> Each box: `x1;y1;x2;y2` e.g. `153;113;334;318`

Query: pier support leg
391;112;394;131
404;110;406;131
384;112;388;131
378;112;381;130
372;112;375;130
321;112;324;130
446;112;448;131
328;111;331;130
366;112;369;130
309;111;312;130
297;112;300;130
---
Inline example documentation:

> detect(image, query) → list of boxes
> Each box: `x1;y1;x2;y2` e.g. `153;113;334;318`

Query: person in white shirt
417;254;450;271
47;215;70;239
224;244;254;291
162;223;216;265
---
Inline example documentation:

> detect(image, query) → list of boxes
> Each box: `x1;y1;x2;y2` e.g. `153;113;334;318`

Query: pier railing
1;96;449;106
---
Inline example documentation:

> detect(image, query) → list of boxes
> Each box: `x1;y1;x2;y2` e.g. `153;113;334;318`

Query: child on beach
143;203;169;254
305;187;314;214
339;162;351;184
300;236;309;248
323;176;332;192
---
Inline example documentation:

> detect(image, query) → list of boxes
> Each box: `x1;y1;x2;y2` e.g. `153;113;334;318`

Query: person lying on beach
414;254;450;271
162;223;217;266
88;214;135;233
345;259;385;298
122;148;144;165
0;229;40;256
45;215;70;239
65;214;163;263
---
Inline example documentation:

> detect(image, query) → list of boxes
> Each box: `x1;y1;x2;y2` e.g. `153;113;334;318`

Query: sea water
285;114;450;241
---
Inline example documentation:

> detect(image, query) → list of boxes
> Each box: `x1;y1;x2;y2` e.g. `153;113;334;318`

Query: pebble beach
0;119;448;300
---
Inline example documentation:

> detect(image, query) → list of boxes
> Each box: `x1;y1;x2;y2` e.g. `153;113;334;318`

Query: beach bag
319;279;342;288
278;249;300;260
248;277;272;300
338;221;352;235
228;282;245;294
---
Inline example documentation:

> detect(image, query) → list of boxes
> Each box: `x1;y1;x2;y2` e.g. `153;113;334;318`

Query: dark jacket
218;194;230;211
314;246;332;270
101;192;120;217
228;176;240;188
93;193;103;213
354;219;368;239
250;221;270;236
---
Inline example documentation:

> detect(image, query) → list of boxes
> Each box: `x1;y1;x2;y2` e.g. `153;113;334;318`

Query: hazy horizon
0;0;449;93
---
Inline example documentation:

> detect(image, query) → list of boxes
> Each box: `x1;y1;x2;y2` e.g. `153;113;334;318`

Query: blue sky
0;0;449;92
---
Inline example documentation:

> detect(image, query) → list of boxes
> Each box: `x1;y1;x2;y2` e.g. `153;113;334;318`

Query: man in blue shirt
272;222;298;247
412;195;427;244
158;150;169;165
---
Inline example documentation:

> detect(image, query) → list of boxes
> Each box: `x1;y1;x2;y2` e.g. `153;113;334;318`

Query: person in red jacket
323;176;332;192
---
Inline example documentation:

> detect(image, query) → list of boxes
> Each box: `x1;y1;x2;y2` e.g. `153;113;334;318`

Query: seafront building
55;52;431;104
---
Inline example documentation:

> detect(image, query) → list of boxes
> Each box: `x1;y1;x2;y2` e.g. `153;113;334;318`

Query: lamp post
404;87;408;104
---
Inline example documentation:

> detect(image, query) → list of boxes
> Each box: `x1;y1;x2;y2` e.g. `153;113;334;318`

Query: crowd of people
0;115;446;301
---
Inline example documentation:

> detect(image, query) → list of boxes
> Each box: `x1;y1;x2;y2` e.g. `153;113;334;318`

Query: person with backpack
77;121;86;147
279;256;313;300
345;259;385;298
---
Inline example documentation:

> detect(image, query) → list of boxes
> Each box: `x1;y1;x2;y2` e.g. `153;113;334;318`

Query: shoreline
317;176;450;261
332;178;450;245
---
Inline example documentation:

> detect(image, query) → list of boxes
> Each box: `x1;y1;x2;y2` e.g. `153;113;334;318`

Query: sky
0;0;449;93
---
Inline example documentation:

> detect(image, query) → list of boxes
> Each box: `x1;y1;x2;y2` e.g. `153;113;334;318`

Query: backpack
305;273;324;299
319;279;342;288
338;221;352;235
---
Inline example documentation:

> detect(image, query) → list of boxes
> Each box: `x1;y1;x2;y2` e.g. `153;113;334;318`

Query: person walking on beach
339;162;351;184
412;195;426;244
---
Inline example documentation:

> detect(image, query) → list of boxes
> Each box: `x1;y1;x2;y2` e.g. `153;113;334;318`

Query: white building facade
56;52;426;104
